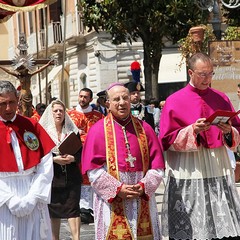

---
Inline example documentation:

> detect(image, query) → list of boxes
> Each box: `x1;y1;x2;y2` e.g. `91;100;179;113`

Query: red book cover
205;110;240;125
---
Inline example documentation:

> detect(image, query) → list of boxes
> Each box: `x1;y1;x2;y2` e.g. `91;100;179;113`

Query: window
28;12;34;34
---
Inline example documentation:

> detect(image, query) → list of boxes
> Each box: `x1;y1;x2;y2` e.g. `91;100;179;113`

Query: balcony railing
77;11;85;35
38;22;63;50
52;22;63;44
28;12;86;53
39;29;46;49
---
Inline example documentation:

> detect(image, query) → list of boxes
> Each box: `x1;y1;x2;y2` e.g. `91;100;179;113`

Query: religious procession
1;1;240;240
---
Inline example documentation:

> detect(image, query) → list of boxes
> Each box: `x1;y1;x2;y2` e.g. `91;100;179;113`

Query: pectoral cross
126;153;136;167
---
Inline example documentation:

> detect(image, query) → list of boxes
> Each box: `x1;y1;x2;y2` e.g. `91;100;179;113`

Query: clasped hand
6;195;36;217
117;183;144;200
53;154;75;165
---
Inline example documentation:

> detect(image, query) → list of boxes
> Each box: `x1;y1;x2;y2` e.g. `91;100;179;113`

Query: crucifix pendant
126;153;136;167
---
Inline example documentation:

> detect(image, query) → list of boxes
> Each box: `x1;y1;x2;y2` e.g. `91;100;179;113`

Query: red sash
105;113;153;240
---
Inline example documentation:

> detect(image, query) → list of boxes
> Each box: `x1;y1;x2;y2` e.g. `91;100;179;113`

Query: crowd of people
1;52;240;240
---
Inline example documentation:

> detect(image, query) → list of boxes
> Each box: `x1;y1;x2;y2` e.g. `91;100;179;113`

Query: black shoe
80;209;94;224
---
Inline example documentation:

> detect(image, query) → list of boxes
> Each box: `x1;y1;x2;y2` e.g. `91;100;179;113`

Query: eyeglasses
191;70;215;78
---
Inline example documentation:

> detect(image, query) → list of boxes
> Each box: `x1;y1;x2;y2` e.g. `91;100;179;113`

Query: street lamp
211;1;222;40
195;0;240;40
221;0;240;8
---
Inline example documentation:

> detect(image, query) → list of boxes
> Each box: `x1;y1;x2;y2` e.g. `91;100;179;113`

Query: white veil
39;99;79;145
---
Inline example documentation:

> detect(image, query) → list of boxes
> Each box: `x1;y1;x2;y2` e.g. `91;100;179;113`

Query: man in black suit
96;90;108;116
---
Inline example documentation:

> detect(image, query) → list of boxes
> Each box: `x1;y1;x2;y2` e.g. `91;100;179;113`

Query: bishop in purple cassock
82;83;165;240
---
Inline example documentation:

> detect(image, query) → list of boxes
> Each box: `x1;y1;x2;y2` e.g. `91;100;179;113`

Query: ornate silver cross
126;153;136;167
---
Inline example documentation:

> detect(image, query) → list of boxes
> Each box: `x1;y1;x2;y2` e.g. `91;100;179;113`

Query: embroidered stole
104;113;153;240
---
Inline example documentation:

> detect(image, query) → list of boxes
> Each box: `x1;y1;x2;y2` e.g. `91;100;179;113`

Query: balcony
27;12;86;56
39;22;63;52
65;11;86;45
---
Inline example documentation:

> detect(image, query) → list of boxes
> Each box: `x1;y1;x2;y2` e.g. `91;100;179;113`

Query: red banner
0;8;14;22
0;0;56;22
0;0;53;7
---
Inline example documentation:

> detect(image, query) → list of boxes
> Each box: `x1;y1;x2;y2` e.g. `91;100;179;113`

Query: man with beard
68;88;104;224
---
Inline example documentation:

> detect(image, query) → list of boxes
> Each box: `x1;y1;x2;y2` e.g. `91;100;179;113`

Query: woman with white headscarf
39;99;82;240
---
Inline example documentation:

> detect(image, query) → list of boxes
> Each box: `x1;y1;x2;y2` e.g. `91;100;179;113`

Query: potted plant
189;26;205;42
224;26;240;40
178;24;216;67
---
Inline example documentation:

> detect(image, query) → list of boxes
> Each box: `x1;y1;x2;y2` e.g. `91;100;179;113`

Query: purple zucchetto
107;82;125;90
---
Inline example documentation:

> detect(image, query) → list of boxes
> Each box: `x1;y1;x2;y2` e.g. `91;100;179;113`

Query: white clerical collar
0;114;16;122
189;82;196;88
76;104;93;113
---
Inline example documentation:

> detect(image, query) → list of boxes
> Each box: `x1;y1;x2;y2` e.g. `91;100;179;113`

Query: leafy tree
222;5;240;26
80;0;210;99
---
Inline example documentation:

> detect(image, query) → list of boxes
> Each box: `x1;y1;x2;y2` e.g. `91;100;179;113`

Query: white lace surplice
88;166;163;240
162;125;240;240
80;185;93;210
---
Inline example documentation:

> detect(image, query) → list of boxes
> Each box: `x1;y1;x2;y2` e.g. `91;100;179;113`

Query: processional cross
0;33;54;117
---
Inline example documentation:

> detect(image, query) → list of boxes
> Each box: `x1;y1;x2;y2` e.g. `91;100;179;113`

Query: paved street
60;220;95;240
59;181;166;240
58;182;240;239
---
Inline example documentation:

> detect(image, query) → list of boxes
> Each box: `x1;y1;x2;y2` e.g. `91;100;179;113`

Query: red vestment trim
0;115;55;172
132;117;153;239
105;113;153;239
68;109;103;185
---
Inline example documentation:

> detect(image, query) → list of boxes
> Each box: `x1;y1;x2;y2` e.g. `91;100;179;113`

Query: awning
32;65;62;97
158;51;187;84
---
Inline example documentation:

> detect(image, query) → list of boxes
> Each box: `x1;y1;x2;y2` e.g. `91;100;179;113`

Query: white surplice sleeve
140;169;163;197
24;152;53;204
170;125;198;152
0;179;17;207
9;152;53;217
88;166;122;203
5;152;53;217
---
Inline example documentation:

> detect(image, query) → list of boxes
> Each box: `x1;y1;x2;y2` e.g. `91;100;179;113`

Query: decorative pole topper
130;61;141;82
130;61;142;91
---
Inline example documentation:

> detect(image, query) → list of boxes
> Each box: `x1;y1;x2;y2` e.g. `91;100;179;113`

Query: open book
58;131;82;155
205;109;240;125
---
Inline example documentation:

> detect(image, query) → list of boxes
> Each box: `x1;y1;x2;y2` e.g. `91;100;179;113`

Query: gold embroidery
104;113;153;239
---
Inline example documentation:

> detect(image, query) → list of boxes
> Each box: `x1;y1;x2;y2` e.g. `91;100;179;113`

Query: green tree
80;0;209;99
222;5;240;26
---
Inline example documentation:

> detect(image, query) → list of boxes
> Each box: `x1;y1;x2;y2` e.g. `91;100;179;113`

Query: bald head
107;85;131;120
